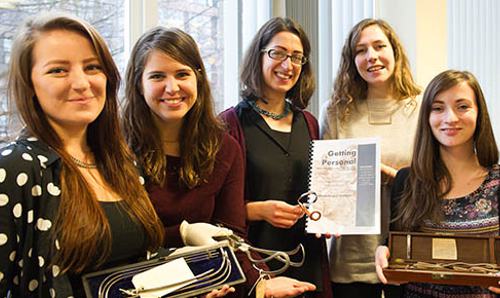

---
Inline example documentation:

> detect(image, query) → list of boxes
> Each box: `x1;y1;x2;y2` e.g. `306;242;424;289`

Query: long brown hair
122;27;223;189
240;17;315;109
393;70;498;231
8;12;164;273
330;18;420;122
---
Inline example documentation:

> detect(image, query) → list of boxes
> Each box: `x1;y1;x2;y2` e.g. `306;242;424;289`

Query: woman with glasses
220;17;331;298
320;19;421;298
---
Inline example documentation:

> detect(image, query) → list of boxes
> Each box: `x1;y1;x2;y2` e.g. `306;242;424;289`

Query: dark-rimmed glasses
261;48;308;65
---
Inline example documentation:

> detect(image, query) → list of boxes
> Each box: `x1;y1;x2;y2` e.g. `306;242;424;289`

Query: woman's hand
375;245;390;284
488;282;500;294
205;285;235;298
264;276;316;298
246;200;304;229
381;163;398;179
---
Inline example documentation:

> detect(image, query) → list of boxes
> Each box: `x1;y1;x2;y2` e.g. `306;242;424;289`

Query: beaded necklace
70;155;97;169
248;100;291;120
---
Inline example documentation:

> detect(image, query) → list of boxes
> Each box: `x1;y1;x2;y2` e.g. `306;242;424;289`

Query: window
157;0;226;112
0;0;125;144
0;0;244;145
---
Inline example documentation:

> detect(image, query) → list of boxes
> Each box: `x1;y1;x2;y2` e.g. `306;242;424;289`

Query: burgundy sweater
146;132;262;293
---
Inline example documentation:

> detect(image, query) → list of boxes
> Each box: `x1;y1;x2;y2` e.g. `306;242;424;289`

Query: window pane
158;0;225;112
0;0;125;145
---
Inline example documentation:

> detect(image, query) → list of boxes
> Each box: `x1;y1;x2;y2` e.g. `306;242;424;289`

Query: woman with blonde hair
321;18;421;297
0;12;164;297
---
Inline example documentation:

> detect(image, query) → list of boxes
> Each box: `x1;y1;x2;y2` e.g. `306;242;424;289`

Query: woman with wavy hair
122;26;316;298
375;70;499;297
0;12;164;297
320;18;421;297
220;17;331;298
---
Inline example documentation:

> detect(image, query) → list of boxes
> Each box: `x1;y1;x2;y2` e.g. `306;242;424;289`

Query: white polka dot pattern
39;256;45;267
1;149;12;156
0;271;3;282
139;176;145;185
16;173;28;186
32;185;42;196
52;265;60;277
13;275;19;285
27;210;34;223
36;218;52;231
50;288;56;298
22;153;33;161
0;194;8;206
47;183;61;196
27;137;38;142
29;279;38;291
37;155;48;168
28;248;32;257
9;250;15;261
13;203;22;218
0;168;6;183
0;233;7;246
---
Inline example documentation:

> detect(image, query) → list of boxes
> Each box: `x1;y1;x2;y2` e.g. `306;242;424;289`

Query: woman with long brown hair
375;70;499;297
0;12;164;297
122;26;316;298
321;18;421;297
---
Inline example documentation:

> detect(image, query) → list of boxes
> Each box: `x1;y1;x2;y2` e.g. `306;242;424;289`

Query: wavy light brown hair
122;27;223;189
329;18;420;122
8;12;164;273
393;70;498;231
240;17;315;109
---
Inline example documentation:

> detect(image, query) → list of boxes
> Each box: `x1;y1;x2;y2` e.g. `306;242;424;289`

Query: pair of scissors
217;233;305;276
297;191;321;221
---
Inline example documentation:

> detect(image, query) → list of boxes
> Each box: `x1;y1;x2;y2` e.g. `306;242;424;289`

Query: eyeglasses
261;48;308;65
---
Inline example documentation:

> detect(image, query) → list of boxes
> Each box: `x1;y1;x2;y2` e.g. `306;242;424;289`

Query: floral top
0;136;147;297
420;164;499;235
392;164;500;298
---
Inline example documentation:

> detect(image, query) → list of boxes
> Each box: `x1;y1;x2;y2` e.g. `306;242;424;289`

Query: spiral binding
304;139;317;233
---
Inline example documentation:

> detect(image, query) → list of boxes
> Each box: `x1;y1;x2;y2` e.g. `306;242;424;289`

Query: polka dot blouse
0;136;84;297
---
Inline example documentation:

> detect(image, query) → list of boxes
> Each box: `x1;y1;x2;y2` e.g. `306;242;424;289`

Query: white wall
377;0;499;146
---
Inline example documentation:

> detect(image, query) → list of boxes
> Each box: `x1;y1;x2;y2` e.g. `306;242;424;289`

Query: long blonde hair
330;18;420;122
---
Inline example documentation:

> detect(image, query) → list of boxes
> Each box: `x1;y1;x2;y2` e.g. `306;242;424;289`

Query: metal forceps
220;234;305;276
297;191;321;221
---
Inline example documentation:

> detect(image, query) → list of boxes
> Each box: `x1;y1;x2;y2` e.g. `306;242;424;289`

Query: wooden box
383;232;500;287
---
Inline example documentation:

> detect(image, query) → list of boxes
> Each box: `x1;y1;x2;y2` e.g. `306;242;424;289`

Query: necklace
70;155;97;169
248;100;291;120
366;99;400;125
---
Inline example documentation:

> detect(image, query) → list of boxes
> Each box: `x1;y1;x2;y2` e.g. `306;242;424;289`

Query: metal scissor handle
218;234;305;276
297;191;321;221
